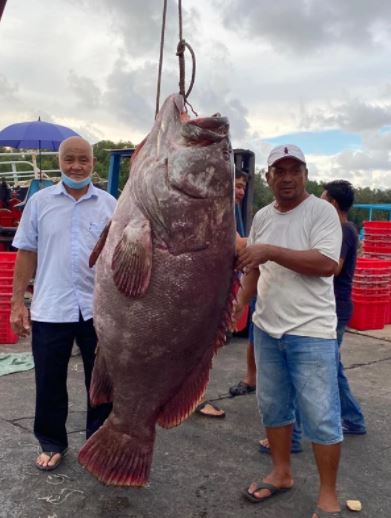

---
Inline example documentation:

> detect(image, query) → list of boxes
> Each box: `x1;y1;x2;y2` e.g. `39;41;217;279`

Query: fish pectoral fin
89;220;112;268
112;219;152;297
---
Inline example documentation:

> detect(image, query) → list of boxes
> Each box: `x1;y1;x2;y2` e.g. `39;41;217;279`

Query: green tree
253;169;273;211
93;140;134;190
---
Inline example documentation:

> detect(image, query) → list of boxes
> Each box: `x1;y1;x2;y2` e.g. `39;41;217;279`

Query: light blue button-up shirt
13;182;117;323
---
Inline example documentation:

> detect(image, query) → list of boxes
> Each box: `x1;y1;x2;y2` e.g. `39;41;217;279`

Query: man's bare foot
195;401;225;418
35;451;64;471
259;437;270;449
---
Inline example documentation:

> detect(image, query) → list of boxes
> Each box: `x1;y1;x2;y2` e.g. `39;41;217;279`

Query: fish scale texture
78;94;236;486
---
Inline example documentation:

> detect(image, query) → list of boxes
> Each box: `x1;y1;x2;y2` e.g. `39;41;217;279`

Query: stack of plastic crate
362;221;391;323
0;252;18;344
349;257;391;331
363;221;391;260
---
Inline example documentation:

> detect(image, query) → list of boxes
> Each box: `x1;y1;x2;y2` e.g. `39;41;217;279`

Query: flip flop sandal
195;401;225;418
242;481;292;504
229;381;256;397
313;506;342;517
35;449;67;471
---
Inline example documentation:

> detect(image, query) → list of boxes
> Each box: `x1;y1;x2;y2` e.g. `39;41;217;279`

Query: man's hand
236;244;271;271
10;301;31;337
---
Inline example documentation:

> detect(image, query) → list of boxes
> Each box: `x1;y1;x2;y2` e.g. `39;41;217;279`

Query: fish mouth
181;116;229;145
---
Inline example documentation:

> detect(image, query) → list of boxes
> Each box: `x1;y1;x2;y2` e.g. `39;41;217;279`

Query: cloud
82;0;201;60
68;70;102;110
0;74;18;101
216;0;391;54
299;99;391;133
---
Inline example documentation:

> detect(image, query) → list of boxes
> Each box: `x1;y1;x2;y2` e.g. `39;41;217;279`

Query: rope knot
176;39;186;56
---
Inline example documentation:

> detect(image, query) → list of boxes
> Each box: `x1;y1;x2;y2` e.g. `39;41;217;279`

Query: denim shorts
253;325;343;445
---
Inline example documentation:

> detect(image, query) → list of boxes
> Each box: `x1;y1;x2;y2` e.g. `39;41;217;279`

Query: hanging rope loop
176;39;196;101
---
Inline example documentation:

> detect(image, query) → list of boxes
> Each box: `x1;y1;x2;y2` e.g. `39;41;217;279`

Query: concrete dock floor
0;330;390;518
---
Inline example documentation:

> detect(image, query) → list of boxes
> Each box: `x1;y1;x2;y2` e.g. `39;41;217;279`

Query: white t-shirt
248;195;342;339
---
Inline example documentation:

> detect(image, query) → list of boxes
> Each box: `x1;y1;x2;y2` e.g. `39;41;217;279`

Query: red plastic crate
0;252;16;276
0;277;13;287
0;292;12;310
0;309;18;344
363;221;391;233
0;252;16;262
352;287;389;298
349;299;387;330
363;243;391;254
364;234;391;243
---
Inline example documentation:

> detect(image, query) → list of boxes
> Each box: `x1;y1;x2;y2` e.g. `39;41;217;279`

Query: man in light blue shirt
11;136;116;471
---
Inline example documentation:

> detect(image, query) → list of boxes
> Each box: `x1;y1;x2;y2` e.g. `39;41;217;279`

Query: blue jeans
292;323;366;443
253;326;342;445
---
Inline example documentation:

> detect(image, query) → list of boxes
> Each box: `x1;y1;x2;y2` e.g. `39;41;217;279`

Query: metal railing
0;151;60;185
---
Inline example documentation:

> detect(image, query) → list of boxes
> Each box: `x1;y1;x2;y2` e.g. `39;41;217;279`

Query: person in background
195;168;249;418
10;136;116;471
229;169;257;397
236;144;343;518
322;180;366;435
0;178;11;209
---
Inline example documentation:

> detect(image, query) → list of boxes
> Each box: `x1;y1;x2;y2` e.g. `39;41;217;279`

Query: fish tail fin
158;272;239;429
90;347;113;406
78;418;154;487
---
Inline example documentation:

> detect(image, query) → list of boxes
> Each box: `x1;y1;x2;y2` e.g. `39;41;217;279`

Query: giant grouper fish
78;93;237;486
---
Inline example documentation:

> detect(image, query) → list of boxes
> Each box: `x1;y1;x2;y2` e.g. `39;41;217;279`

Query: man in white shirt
236;145;343;518
11;137;116;471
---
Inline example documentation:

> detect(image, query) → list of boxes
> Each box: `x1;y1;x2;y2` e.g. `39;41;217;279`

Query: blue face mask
61;172;92;190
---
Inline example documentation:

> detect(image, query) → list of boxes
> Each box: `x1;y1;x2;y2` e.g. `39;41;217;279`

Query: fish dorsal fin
111;216;152;297
89;220;112;268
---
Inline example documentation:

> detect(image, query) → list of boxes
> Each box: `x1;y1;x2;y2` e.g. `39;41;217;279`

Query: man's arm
233;268;259;324
10;250;37;336
237;244;338;277
335;257;345;276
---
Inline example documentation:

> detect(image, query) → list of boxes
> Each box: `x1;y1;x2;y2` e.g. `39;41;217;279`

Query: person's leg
312;443;341;517
247;327;295;500
245;341;257;386
336;324;366;432
75;316;112;439
287;334;342;514
259;405;303;454
229;341;256;396
230;299;257;397
32;321;74;467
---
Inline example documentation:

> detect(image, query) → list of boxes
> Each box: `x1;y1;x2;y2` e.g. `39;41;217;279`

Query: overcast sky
1;0;391;188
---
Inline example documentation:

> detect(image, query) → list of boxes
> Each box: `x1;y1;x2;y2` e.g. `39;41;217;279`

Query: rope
155;0;168;118
155;0;197;117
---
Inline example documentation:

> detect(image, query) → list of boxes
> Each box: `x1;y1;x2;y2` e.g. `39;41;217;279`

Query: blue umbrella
0;117;80;176
0;118;80;150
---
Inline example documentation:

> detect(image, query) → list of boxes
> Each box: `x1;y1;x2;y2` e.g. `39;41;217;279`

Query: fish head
159;109;235;254
168;114;234;201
